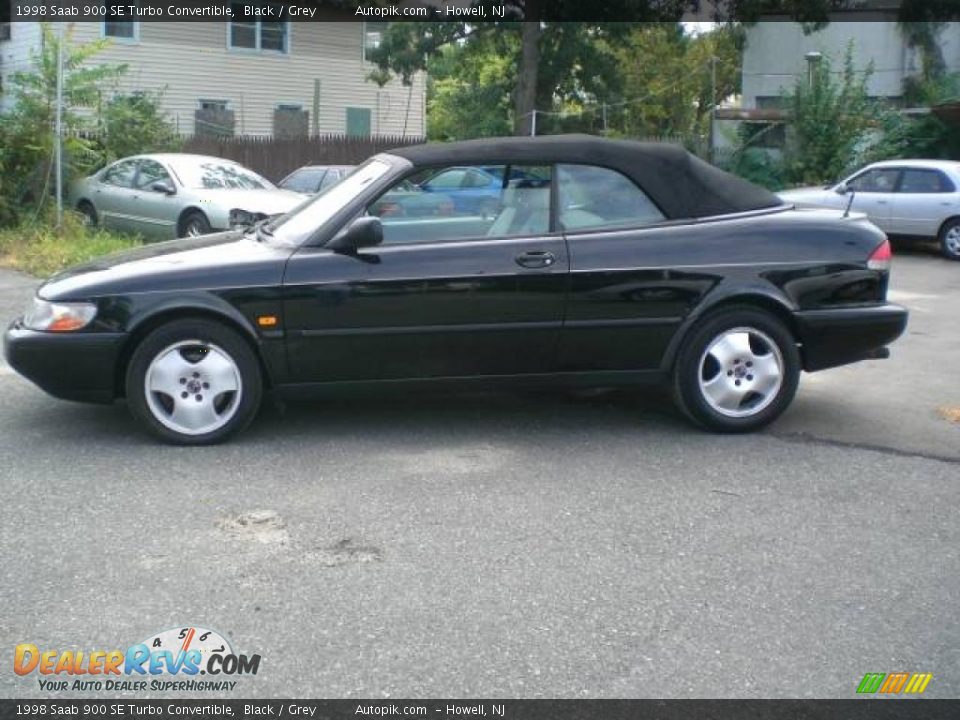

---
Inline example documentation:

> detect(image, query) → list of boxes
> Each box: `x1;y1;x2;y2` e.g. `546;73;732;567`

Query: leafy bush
0;211;140;277
781;44;875;187
97;91;182;164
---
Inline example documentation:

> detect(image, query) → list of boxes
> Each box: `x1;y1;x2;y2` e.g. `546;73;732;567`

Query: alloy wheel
144;340;243;436
945;226;960;257
697;327;784;418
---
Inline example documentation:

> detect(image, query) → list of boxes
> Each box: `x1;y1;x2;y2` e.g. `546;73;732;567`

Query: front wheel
673;307;800;433
180;211;212;238
939;218;960;261
125;319;263;444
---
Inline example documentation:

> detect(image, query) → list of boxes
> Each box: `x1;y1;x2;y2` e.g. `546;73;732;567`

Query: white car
70;154;307;240
779;159;960;260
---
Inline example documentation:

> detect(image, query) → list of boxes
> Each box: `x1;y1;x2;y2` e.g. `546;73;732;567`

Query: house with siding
713;17;960;155
0;12;426;138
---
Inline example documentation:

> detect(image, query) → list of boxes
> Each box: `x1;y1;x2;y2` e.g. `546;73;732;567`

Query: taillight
867;237;892;271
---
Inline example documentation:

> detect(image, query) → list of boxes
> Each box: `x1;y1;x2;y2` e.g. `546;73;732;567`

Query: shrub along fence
182;134;425;183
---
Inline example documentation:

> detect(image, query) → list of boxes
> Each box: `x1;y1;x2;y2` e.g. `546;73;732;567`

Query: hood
38;231;291;301
205;188;306;215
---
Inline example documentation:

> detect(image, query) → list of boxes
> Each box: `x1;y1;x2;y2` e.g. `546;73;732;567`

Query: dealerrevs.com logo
14;626;261;692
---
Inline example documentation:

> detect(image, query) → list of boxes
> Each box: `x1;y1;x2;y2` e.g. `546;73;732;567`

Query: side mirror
151;180;175;195
327;216;383;253
835;183;849;195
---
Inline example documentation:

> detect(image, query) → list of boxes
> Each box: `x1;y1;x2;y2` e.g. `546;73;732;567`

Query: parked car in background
7;136;907;444
418;165;545;217
779;160;960;260
369;179;456;218
70;154;306;240
278;165;355;194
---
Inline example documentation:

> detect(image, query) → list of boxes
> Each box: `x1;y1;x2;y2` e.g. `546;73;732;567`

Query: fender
124;291;260;340
658;280;798;373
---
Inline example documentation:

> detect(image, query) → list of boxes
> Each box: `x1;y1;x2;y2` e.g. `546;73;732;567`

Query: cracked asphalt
1;246;957;699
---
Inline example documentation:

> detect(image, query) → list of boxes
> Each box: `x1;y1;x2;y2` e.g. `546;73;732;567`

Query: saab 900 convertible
5;136;908;444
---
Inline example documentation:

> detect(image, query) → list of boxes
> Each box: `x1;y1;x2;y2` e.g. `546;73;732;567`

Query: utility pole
55;23;64;228
530;109;537;137
708;55;718;164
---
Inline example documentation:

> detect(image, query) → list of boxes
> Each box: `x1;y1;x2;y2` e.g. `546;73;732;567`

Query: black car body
5;135;908;444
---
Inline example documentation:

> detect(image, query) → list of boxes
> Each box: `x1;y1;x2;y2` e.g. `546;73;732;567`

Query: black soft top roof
387;134;782;220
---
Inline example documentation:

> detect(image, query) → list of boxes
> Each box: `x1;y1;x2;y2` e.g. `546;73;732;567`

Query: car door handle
515;251;556;269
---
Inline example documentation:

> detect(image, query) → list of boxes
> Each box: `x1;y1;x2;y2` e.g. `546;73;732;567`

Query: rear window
557;164;665;231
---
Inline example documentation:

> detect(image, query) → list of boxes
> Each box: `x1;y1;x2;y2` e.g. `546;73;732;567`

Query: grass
0;212;141;278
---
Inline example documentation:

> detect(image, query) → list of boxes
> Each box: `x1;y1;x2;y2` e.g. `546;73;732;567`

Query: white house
0;14;426;138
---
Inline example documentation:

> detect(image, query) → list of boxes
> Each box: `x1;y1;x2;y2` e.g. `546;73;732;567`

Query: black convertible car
5;136;907;444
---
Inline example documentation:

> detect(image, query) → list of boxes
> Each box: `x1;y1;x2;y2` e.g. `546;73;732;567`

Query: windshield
173;159;275;190
269;159;393;242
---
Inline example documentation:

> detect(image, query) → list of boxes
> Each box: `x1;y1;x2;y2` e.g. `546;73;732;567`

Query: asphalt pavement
0;246;957;699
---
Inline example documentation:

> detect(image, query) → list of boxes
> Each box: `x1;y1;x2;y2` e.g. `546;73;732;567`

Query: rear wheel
939;218;960;261
673;307;800;432
77;201;98;228
180;211;212;238
125;319;262;445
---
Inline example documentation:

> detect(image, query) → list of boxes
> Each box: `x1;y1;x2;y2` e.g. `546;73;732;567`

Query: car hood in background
203;188;307;214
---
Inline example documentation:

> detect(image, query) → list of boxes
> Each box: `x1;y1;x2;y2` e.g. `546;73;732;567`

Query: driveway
0;248;957;699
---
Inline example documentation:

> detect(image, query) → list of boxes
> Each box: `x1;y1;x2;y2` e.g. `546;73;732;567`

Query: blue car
418;165;546;216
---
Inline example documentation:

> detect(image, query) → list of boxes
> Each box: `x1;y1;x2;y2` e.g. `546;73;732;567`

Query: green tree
98;91;181;163
1;24;126;208
781;44;874;185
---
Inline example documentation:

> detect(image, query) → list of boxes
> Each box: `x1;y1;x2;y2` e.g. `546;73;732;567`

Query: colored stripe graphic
879;672;910;693
857;673;885;694
904;673;933;694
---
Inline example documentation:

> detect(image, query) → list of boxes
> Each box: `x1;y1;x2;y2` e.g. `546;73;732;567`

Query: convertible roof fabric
387;134;783;220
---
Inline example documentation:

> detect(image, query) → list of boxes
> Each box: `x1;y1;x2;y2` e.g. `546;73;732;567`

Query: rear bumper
794;303;908;372
4;320;126;403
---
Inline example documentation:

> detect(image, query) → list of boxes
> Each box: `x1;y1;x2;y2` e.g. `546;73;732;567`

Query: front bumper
4;320;126;403
794;303;908;372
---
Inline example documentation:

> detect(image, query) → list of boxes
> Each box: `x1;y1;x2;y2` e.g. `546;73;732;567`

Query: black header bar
6;1;960;24
2;700;960;719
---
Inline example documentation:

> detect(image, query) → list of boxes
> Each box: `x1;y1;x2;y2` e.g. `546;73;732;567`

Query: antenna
843;190;856;218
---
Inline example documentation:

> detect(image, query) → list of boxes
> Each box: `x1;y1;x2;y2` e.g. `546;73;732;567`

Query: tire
180;211;212;238
672;306;800;433
125;319;263;445
939;218;960;261
77;201;98;228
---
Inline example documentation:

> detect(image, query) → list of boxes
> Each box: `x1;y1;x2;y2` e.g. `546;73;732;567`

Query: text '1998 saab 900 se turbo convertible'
4;136;908;444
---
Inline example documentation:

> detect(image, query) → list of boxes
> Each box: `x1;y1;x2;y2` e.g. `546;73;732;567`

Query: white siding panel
69;21;425;137
0;23;42;111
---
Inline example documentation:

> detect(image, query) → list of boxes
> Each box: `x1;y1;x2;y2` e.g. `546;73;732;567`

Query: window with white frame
230;3;288;53
363;22;388;61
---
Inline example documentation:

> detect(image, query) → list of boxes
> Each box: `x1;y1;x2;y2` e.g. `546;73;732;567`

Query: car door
889;167;957;237
844;167;900;231
94;160;139;232
128;159;180;239
555;164;715;371
282;164;568;383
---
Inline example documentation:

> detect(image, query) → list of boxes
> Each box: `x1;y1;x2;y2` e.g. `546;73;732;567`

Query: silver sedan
779;159;960;261
69;154;307;240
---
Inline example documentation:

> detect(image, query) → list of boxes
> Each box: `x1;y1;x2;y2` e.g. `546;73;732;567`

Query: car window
424;169;468;189
100;160;138;188
282;169;326;193
898;169;954;194
319;170;346;189
368;165;551;245
557;164;665;231
174;160;273;190
463;170;491;188
847;168;900;193
135;160;173;190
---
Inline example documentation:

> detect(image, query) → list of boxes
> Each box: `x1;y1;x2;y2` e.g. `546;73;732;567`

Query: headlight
23;298;97;332
229;209;260;228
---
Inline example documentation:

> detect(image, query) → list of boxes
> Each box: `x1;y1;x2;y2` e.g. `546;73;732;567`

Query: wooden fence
181;134;426;182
